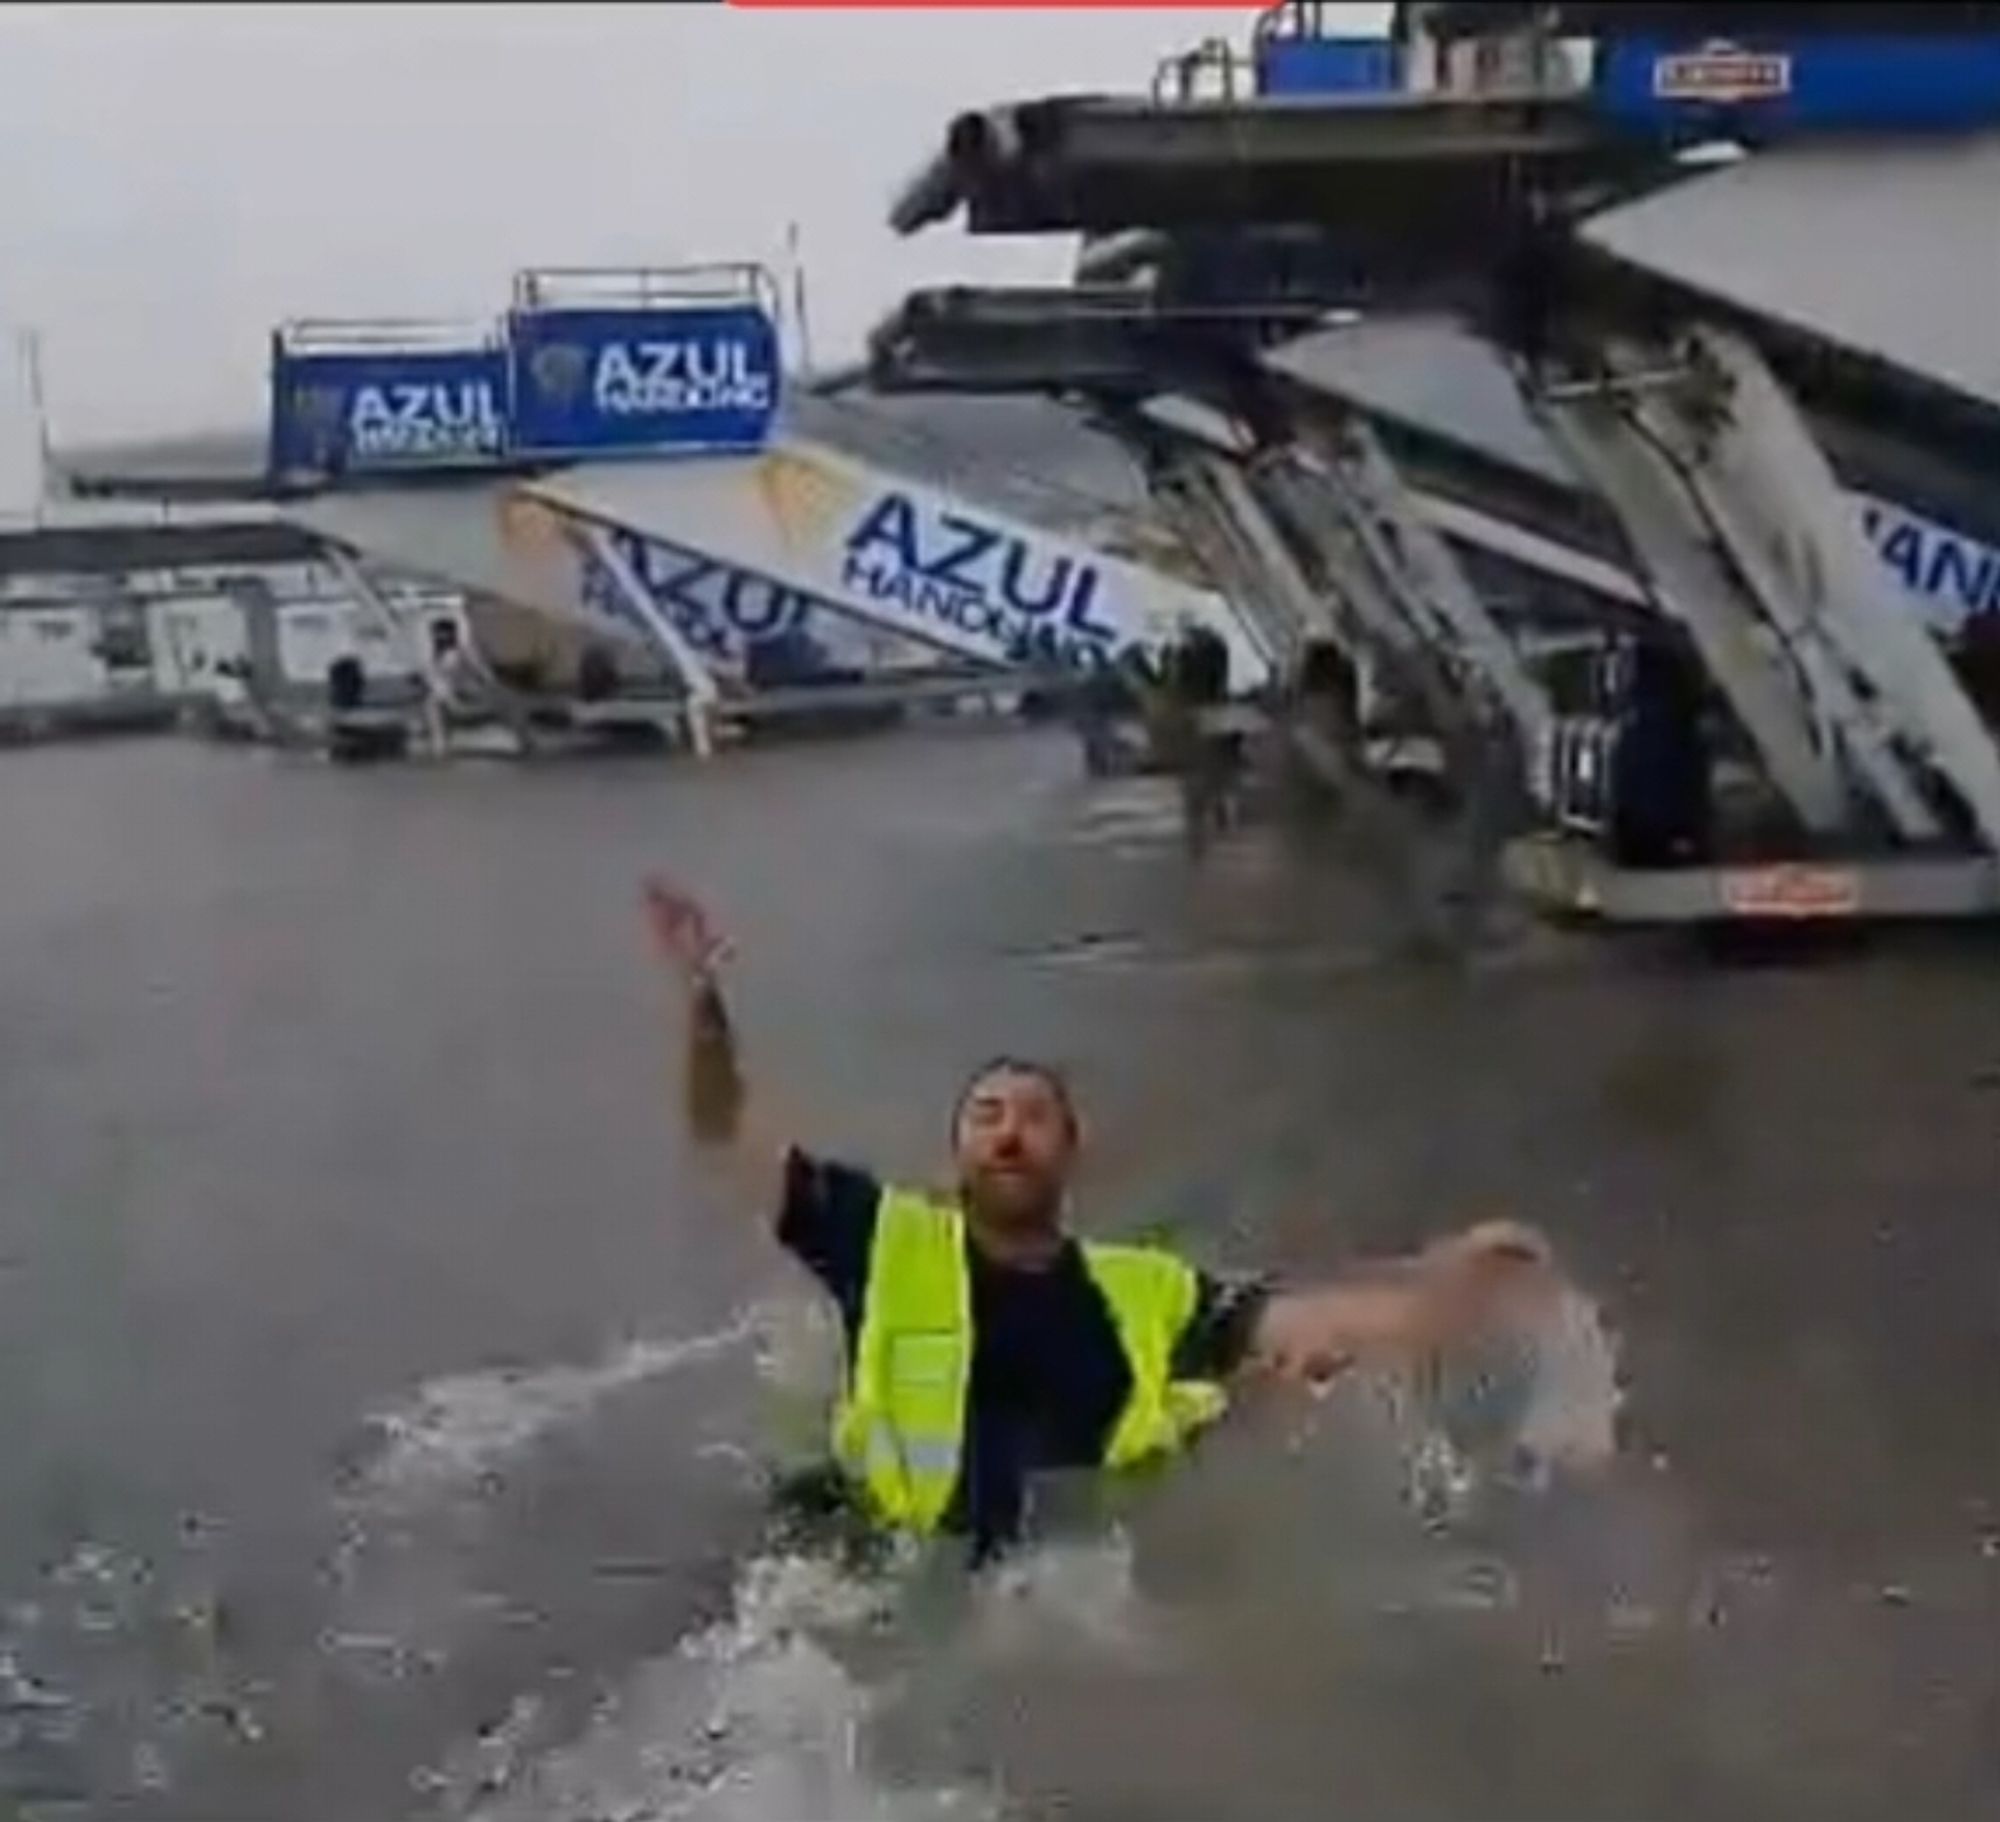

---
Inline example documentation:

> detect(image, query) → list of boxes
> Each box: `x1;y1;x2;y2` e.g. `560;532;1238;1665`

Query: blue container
268;342;509;484
1597;33;2000;136
1256;35;1400;99
508;303;781;460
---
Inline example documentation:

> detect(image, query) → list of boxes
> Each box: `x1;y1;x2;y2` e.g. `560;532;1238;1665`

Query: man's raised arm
642;877;790;1216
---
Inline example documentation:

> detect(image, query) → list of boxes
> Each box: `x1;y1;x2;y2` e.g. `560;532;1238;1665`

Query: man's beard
962;1162;1063;1232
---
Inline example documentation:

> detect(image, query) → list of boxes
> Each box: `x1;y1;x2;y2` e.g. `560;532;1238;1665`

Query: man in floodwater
644;877;1557;1564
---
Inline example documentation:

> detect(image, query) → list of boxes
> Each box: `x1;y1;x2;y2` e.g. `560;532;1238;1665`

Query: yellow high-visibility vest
830;1188;1228;1534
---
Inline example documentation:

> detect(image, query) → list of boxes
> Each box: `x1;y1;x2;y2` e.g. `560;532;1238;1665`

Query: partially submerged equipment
259;266;1273;763
881;0;2000;925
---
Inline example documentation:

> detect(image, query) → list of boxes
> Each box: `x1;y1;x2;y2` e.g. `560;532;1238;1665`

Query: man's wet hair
951;1056;1080;1142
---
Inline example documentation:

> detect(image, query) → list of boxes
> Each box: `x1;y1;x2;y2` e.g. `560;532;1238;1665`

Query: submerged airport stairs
877;0;2000;922
265;271;1271;760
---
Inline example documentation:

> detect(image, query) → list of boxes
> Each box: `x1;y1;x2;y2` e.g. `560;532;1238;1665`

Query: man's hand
643;874;745;1148
641;874;791;1208
1247;1221;1559;1386
1409;1221;1556;1348
644;876;733;985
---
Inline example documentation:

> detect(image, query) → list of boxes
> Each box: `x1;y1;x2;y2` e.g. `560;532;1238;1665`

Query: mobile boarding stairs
263;266;1268;763
879;0;2000;924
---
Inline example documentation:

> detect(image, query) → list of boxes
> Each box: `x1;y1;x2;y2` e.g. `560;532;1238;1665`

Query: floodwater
0;728;1995;1821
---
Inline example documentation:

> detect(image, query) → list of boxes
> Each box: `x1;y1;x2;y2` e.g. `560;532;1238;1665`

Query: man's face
952;1066;1077;1232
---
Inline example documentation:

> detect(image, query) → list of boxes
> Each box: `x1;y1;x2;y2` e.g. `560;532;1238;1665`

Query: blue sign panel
1256;36;1398;99
836;486;1123;671
1597;35;2000;137
269;345;508;483
579;524;817;662
508;304;781;459
1857;494;2000;636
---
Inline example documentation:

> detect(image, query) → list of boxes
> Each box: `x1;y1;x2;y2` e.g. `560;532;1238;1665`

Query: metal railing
1147;0;1330;101
273;317;505;355
1151;36;1252;104
1537;714;1618;833
1253;2;1341;48
510;263;780;319
268;267;783;372
0;498;284;536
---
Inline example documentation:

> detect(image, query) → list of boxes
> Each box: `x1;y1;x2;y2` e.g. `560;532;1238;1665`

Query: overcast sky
0;0;1384;473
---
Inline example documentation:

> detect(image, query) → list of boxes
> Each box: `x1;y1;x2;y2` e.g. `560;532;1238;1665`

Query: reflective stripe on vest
830;1189;1228;1534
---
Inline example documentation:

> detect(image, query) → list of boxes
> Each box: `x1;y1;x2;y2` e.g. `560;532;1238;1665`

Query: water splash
1502;1283;1623;1474
352;1317;760;1507
439;1548;991;1822
1406;1280;1625;1520
99;1278;1624;1820
421;1285;1627;1822
0;1536;255;1814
